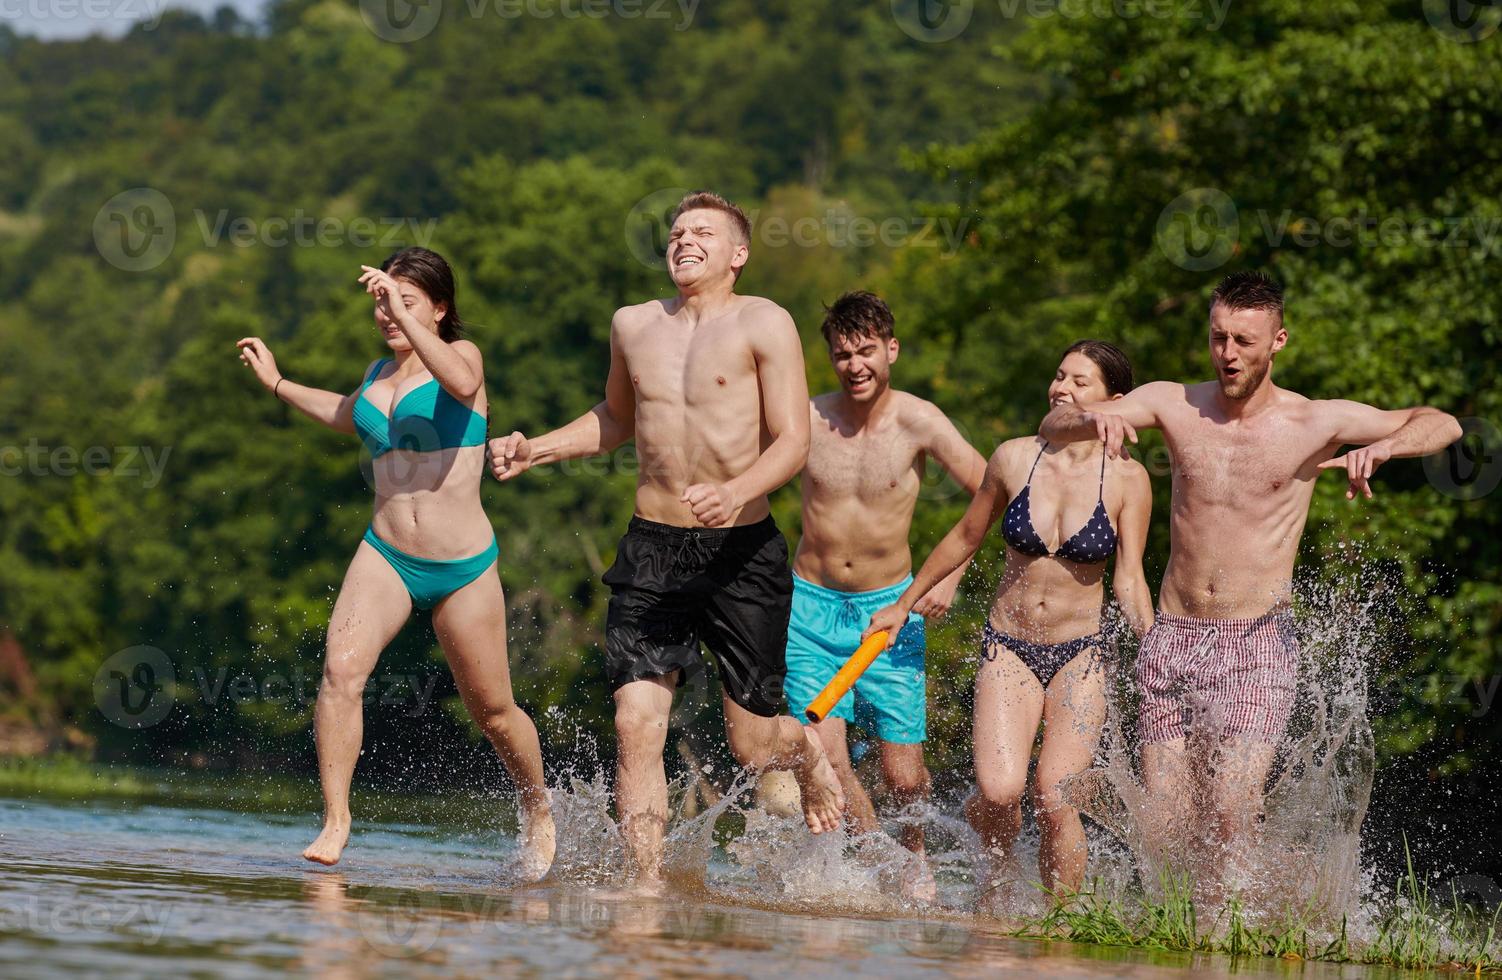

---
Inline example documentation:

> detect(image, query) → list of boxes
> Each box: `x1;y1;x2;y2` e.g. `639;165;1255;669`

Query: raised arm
1110;463;1154;639
1039;381;1173;459
909;404;989;619
863;445;1012;646
490;310;637;481
682;304;810;526
236;337;360;435
1315;399;1463;499
360;265;484;400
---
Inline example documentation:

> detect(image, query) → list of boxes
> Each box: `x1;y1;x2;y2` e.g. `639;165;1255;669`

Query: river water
0;794;1417;978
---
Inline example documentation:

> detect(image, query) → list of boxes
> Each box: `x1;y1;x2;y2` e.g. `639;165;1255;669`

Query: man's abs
1159;502;1307;618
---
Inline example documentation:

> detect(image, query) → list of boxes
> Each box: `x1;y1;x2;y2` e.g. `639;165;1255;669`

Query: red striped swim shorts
1134;610;1298;745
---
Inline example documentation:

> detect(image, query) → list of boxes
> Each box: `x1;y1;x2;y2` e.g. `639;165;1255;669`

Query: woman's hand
236;338;282;392
862;603;910;649
358;265;415;331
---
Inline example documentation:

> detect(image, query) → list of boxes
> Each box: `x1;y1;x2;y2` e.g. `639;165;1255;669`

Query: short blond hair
671;191;751;247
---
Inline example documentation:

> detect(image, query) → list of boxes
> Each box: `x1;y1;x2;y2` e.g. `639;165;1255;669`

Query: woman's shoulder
994;434;1044;461
1109;451;1152;490
986;434;1043;479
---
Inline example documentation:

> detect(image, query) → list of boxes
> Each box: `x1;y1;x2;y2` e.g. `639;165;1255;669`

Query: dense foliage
1;0;1496;871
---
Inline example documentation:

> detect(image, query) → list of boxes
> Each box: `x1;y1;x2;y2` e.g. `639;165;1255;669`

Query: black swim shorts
602;514;793;717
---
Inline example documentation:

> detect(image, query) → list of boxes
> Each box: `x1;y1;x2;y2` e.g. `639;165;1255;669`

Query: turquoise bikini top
352;358;488;459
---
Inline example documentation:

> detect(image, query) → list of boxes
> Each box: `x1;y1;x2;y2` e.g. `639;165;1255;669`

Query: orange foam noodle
804;631;889;723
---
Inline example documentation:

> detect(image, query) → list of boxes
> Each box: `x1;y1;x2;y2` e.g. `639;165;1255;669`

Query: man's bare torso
1158;382;1341;618
617;295;776;526
793;391;930;592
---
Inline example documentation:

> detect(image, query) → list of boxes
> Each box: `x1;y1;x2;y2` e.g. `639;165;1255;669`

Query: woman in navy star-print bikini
865;340;1155;895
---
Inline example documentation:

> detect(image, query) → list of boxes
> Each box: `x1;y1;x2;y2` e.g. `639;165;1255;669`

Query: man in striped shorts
1039;271;1460;886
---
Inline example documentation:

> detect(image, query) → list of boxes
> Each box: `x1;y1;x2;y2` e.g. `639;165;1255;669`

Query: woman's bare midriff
369;445;495;558
987;550;1107;644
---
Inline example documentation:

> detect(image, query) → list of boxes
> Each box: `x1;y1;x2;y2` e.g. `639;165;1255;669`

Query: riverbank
5;757;1497;976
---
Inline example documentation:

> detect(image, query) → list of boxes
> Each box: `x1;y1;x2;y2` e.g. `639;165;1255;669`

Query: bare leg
613;675;677;884
1205;736;1278;895
965;646;1044;885
304;543;412;865
880;741;935;901
1141;737;1206;893
1033;653;1107;895
432;563;554;880
722;695;844;834
808;717;879;834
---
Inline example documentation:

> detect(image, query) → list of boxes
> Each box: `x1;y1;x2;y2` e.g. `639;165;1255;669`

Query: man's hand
489;431;533;481
682;483;738;527
911;575;960;620
1317;441;1393;500
1085;410;1138;459
861;604;909;649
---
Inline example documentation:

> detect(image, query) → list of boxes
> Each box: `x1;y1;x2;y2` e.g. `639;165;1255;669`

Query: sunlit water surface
0;795;1415;978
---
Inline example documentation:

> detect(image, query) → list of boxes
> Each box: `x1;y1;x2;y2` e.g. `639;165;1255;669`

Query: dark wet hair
1211;270;1284;328
381;246;466;342
821;291;895;348
1063;339;1134;396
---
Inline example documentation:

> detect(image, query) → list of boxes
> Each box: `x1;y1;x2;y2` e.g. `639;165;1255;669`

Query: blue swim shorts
783;574;927;744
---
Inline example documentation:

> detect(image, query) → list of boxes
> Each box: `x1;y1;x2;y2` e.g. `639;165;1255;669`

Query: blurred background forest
1;0;1498;875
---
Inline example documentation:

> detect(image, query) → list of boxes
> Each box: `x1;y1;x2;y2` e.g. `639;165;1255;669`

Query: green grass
1013;845;1502;973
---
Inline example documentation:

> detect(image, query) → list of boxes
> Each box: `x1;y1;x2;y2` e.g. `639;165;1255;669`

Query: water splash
1060;576;1382;934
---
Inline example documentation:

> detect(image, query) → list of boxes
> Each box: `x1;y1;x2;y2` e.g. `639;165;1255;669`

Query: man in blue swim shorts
783;291;986;895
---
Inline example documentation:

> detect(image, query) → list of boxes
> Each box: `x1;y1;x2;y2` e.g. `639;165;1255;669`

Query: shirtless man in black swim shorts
489;191;845;887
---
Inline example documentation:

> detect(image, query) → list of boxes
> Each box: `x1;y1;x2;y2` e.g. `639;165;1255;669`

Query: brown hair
1063;339;1134;396
1210;270;1284;328
671;191;752;247
381;247;466;342
821;291;895;349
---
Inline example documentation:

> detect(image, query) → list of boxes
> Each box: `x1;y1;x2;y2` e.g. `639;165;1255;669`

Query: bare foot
793;729;845;834
516;803;556;882
303;819;350;865
901;850;938;904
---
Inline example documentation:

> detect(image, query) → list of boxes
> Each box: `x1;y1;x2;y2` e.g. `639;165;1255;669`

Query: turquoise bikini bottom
363;526;499;609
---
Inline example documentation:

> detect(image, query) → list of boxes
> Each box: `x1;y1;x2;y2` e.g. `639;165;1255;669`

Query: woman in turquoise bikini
236;247;553;874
